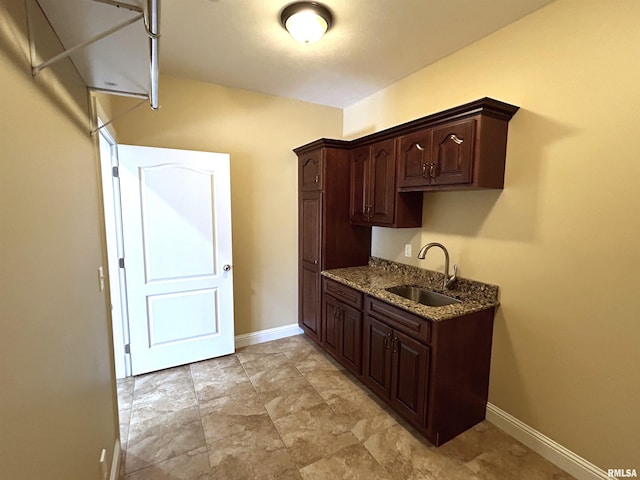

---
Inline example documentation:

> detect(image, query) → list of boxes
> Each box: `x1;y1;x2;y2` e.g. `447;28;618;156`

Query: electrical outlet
404;244;412;257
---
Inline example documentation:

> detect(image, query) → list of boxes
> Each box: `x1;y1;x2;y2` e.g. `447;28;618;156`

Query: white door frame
97;122;131;378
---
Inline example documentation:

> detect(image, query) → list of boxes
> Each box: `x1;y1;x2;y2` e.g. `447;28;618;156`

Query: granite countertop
321;257;499;321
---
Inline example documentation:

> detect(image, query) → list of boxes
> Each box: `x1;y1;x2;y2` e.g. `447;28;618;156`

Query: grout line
189;363;213;476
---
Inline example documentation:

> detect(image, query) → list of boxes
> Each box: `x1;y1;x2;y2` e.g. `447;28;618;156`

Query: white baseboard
486;403;613;480
234;323;303;349
110;438;121;480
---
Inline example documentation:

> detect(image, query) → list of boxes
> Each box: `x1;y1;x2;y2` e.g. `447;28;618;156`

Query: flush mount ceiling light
280;2;333;44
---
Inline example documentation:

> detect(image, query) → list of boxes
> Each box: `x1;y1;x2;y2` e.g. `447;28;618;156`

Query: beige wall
344;0;640;469
112;76;343;335
0;1;118;479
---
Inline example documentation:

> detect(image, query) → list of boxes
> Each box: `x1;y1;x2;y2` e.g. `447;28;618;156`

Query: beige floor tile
289;348;345;373
327;388;397;442
259;377;326;420
299;444;393;480
274;402;360;467
130;366;198;424
208;414;300;479
302;369;363;401
281;339;323;359
190;354;245;387
437;421;524;463
277;335;316;351
464;442;576;480
236;340;292;355
125;407;206;474
364;423;463;480
117;377;135;409
132;365;193;399
191;357;254;405
236;350;292;369
123;447;210;480
249;366;306;393
199;391;267;444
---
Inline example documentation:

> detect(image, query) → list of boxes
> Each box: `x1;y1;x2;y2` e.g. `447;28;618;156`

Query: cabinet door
340;302;362;374
369;140;396;225
300;264;320;341
363;316;392;399
322;294;341;358
390;329;429;426
300;149;323;191
397;130;432;189
299;191;322;342
431;118;475;186
300;192;321;267
349;146;369;224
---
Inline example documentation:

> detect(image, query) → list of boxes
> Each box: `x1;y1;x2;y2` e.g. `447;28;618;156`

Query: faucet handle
445;264;458;289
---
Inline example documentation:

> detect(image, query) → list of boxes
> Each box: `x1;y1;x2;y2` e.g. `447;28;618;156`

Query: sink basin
386;285;461;307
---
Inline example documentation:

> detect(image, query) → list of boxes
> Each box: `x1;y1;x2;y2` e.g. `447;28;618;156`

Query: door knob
223;264;232;272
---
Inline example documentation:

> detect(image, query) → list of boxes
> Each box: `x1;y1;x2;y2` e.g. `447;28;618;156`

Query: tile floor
117;334;575;480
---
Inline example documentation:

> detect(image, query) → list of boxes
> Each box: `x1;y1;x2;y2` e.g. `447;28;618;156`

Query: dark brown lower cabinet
321;278;363;375
319;277;495;447
363;310;429;428
300;264;321;341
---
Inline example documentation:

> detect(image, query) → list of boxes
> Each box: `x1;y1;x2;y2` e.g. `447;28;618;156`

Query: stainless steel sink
385;285;462;307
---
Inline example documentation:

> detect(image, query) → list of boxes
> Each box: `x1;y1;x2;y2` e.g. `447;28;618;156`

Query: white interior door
118;145;234;375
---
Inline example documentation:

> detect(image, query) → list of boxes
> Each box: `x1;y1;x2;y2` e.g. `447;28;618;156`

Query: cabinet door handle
449;134;463;145
391;337;398;353
416;143;425;151
315;174;320;184
383;333;391;350
429;163;436;178
422;163;428;178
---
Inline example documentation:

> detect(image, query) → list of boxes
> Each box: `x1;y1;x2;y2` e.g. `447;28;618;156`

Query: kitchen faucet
417;242;458;289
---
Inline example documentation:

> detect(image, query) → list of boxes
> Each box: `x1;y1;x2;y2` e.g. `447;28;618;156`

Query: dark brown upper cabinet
351;140;404;226
297;98;518;229
397;103;518;192
399;118;476;188
397;129;433;189
300;149;323;191
350;140;423;228
430;118;475;186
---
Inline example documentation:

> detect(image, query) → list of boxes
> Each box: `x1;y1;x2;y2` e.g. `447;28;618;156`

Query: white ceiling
36;0;555;108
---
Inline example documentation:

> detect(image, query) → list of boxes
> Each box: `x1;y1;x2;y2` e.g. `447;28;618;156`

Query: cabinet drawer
323;277;363;310
366;297;431;344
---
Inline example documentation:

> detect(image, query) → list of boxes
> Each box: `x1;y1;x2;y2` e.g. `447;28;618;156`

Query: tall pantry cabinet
296;140;372;344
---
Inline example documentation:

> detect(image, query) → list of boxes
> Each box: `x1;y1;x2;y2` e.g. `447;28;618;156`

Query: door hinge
119;258;125;268
124;344;130;354
112;166;119;177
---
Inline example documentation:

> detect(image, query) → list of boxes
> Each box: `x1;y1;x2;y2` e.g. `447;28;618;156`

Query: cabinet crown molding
293;97;519;154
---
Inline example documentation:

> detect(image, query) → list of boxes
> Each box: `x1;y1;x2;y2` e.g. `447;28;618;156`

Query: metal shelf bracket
30;9;144;77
